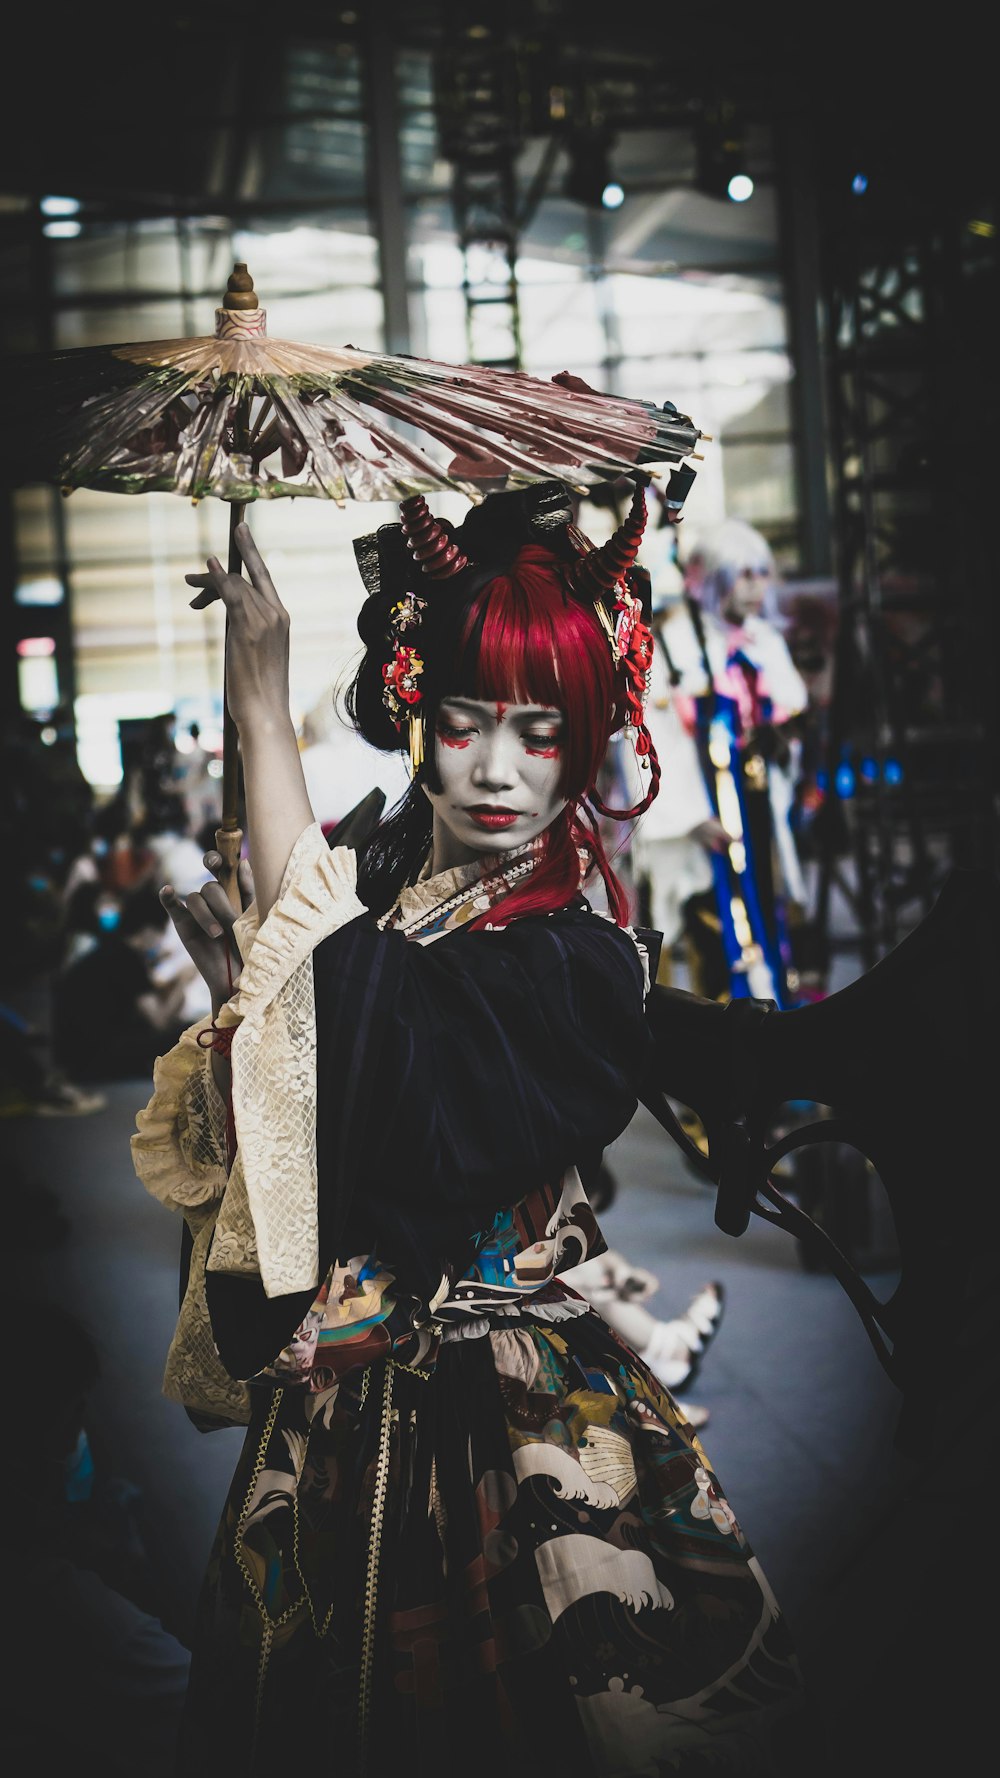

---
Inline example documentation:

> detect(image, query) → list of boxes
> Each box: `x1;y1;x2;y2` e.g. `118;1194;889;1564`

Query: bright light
17;636;56;657
18;655;58;713
601;181;625;210
40;726;58;746
851;173;869;195
15;576;64;606
727;174;754;203
40;195;80;217
207;759;224;778
43;220;82;239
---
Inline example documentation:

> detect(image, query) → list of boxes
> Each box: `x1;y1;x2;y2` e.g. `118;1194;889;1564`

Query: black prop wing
639;866;999;1455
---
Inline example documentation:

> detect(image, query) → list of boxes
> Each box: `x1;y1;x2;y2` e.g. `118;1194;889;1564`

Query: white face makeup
723;568;770;624
424;696;569;868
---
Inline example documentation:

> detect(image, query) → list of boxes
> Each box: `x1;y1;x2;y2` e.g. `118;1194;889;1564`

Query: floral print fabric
181;1172;814;1776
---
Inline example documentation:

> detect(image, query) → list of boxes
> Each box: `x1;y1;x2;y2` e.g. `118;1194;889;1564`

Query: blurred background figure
52;885;192;1083
299;686;410;839
172;721;222;837
631;515;810;1006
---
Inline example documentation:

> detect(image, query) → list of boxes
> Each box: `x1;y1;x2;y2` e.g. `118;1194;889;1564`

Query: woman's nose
471;732;518;789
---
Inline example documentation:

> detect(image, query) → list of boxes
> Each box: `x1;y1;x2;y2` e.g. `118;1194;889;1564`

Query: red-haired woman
133;482;818;1775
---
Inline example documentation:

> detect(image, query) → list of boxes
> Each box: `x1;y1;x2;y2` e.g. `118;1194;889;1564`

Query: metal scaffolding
816;174;997;968
433;21;525;369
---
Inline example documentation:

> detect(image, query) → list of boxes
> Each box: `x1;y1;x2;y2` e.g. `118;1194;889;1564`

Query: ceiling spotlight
727;173;754;203
601;181;625;210
40;195;81;217
43;220;82;239
851;173;869;195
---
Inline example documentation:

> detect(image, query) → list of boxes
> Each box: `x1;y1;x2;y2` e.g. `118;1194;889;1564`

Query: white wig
680;517;781;621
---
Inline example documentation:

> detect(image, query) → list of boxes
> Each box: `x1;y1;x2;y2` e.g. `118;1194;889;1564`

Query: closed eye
437;722;477;747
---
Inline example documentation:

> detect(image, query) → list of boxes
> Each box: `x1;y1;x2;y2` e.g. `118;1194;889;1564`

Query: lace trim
133;824;366;1411
213;824;366;1298
163;1207;252;1424
131;1018;232;1212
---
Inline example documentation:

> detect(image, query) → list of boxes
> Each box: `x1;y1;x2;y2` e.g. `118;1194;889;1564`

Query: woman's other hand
159;853;255;1015
185;523;290;734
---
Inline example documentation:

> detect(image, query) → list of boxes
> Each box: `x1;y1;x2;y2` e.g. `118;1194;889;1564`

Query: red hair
447;543;656;928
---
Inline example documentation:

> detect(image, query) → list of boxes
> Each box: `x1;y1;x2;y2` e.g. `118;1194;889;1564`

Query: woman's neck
429;810;489;874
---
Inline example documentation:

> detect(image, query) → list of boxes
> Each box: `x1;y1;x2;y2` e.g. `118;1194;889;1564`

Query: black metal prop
639;866;998;1455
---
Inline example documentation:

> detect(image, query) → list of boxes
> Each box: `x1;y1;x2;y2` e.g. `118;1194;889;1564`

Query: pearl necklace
377;855;535;938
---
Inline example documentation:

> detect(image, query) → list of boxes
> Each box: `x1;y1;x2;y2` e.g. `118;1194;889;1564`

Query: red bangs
457;543;616;800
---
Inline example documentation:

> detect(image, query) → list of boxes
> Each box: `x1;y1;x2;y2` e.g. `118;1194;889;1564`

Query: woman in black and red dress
133;479;819;1775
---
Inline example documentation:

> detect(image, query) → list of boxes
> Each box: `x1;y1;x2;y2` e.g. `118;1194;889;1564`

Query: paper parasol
10;262;707;902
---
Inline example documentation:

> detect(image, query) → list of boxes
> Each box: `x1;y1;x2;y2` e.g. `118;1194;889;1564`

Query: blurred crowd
0;712;224;1118
0;700;413;1119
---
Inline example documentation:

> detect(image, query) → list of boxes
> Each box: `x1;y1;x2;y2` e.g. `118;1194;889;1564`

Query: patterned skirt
179;1301;820;1777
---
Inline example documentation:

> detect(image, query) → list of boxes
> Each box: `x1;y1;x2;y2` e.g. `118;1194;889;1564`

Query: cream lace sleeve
131;1009;248;1424
132;823;367;1417
212;823;367;1299
131;1017;233;1215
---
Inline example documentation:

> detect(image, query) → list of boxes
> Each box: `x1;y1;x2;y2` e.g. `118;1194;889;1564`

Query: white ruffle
132;823;367;1413
131;1018;232;1213
213;824;366;1297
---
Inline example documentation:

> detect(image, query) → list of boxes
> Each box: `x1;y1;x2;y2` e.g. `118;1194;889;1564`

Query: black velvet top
204;902;652;1378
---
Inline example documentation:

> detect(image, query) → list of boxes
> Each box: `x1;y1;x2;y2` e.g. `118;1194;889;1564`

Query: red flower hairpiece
382;643;425;723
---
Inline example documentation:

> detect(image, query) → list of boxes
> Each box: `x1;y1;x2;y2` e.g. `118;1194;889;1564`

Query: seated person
52;886;190;1081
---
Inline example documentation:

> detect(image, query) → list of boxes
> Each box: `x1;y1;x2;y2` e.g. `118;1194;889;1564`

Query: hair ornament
569;480;656;750
570;478;648;601
399;494;470;579
389;589;427;633
382;641;425;720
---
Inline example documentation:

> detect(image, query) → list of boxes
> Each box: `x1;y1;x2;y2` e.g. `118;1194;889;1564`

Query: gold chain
232;1388;308;1756
358;1359;396;1771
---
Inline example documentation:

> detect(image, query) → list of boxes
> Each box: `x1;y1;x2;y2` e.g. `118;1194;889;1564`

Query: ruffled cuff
209;824;367;1298
131;1014;233;1214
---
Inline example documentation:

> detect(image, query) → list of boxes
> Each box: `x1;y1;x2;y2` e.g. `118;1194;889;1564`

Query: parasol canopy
11;263;704;505
8;263;707;902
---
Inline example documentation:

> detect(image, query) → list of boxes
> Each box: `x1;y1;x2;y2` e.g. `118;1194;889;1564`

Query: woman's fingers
200;879;241;929
185;570;221;611
186;538;280;621
201;848;255;914
237;857;256;910
160;884;221;941
233;523;280;605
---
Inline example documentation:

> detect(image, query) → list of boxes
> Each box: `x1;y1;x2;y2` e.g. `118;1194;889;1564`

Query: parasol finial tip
223;263;258;311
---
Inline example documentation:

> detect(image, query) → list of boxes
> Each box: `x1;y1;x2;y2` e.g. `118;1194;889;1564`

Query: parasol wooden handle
213;822;244;913
218;497;247;912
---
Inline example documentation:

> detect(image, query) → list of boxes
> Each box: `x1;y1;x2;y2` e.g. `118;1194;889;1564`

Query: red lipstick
465;806;521;830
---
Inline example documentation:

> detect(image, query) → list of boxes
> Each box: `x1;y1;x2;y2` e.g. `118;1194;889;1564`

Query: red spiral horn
572;480;647;596
399;495;469;579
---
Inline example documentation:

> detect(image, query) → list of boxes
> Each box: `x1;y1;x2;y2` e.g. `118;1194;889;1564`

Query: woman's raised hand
185;523;290;733
160;853;256;1014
